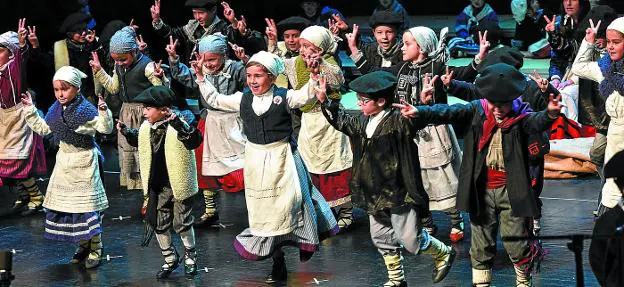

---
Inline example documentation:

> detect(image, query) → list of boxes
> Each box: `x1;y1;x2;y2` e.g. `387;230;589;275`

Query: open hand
18;18;27;47
21;91;33;106
543;15;556;32
165;36;178;59
345;24;359;55
89;51;102;72
392;99;418;118
477;30;490;61
153;60;164;77
265;18;278;46
151;0;161;23
27;25;38;48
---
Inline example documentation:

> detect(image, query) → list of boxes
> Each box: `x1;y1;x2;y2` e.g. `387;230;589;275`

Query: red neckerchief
478;99;528;152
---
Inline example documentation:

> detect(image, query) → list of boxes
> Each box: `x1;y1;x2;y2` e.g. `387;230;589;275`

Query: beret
369;10;404;29
477;46;525;72
475;63;527;103
134;86;175;108
185;0;218;9
59;13;92;34
349;71;397;100
277;17;312;37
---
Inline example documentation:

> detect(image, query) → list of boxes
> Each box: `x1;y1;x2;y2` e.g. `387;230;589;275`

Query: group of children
2;0;624;286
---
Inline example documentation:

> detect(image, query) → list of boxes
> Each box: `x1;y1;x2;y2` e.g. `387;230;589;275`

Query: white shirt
365;109;389;138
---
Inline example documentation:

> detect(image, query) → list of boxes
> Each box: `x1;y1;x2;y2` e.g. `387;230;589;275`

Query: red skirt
0;133;46;186
195;118;244;192
310;169;352;207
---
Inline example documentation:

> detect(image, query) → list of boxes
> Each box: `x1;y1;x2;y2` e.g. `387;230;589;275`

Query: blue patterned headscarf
110;27;138;54
198;34;227;55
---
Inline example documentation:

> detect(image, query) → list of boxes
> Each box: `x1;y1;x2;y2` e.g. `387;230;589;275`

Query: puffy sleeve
571;40;604;83
196;77;243;112
22;105;52;136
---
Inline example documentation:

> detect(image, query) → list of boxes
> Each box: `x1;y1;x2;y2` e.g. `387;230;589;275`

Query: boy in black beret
345;11;404;70
318;71;457;286
266;16;311;59
118;86;203;279
395;63;562;286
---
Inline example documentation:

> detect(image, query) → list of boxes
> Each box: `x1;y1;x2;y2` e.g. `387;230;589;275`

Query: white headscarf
299;25;338;54
0;31;19;56
53;66;87;89
607;16;624;35
247;51;285;76
407;26;439;57
511;0;527;24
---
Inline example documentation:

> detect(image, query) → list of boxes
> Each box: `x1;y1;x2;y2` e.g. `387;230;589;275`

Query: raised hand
151;0;161;23
221;2;237;24
440;66;454;88
190;52;206;80
314;74;327;103
304;55;320;74
97;95;108;111
332;14;348;31
137;34;148;52
392;99;418;118
543;15;556;32
345;24;359;55
27;25;38;48
477;30;490;61
237;15;248;35
528;70;549;92
153;60;164;77
129;19;140;31
265;18;278;46
420;74;439;104
89;51;102;72
21;91;33;106
228;42;249;63
86;29;96;43
585;18;601;44
18;18;27;47
165;36;178;59
547;93;563;117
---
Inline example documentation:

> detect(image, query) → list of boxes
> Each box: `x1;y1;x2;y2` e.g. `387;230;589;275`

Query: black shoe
21;204;43;216
156;250;180;279
70;247;90;264
265;255;287;284
184;248;197;277
194;213;219;227
8;198;28;215
432;248;456;283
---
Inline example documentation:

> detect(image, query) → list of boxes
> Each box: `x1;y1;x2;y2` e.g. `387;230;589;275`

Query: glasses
357;96;374;104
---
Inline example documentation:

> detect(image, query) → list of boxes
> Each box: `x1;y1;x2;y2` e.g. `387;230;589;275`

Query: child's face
596;38;606;49
299;38;323;61
471;0;485;9
70;30;88;44
53;80;79;105
0;47;11;67
378;0;393;9
357;93;385;116
246;64;274;96
487;100;512;120
283;30;302;52
192;8;215;28
374;25;397;51
143;106;168;124
201;52;225;74
301;2;319;18
563;0;580;18
401;32;422;61
607;30;624;61
111;52;135;69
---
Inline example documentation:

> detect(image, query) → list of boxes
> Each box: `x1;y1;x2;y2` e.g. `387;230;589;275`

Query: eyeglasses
357;96;374;104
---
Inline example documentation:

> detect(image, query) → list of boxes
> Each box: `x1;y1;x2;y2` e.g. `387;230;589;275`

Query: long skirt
118;103;143;190
44;210;102;242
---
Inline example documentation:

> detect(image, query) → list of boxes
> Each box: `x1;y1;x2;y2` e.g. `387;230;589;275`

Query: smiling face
607;29;624;61
53;80;79;105
374;25;397;50
111;52;135;69
201;52;225;74
283;29;302;52
246;64;275;96
401;32;422;62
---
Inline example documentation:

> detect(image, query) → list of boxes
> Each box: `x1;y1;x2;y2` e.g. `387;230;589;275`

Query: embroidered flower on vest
273;95;283;105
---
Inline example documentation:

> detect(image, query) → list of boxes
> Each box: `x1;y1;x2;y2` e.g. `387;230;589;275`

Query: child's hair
245;62;275;78
55;80;75;90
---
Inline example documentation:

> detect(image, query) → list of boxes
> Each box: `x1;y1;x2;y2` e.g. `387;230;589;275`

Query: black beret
369;11;404;29
477;46;524;73
475;63;527;103
134;86;175;108
605;150;624;179
579;5;618;38
59;13;92;34
185;0;218;9
349;71;397;100
277;17;312;37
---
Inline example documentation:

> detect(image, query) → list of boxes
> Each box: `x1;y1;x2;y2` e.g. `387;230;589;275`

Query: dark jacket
590;204;624;287
415;101;556;218
320;100;429;215
350;41;403;71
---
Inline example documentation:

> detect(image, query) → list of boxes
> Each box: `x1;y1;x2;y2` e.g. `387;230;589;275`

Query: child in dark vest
21;66;113;269
395;63;561;286
318;70;456;287
196;50;338;284
118;86;202;279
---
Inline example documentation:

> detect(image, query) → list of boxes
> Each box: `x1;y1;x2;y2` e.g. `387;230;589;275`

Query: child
448;0;498;57
266;16;311;60
167;34;246;226
571;16;624;215
0;22;47;217
196;51;338;283
90;26;163;195
511;0;551;57
396;63;560;286
319;71;456;286
373;0;411;33
21;66;113;269
118;86;202;279
346;11;404;69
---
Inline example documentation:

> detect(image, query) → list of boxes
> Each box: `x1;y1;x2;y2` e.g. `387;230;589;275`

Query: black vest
239;87;292;145
115;53;153;103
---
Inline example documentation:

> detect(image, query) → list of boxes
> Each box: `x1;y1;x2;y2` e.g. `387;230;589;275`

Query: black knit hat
369;10;403;29
277;17;312;37
134;86;175;108
477;46;525;73
59;13;92;34
475;63;527;103
605;150;624;179
185;0;218;10
349;71;397;100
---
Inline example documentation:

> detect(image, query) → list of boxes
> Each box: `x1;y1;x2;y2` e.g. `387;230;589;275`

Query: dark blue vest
115;53;153;103
239;87;292;145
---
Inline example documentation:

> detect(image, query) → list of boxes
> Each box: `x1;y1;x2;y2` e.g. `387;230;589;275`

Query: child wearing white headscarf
167;33;247;226
0;30;47;217
21;65;114;269
196;50;338;283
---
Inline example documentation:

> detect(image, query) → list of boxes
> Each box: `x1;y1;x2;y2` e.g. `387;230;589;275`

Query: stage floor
0;143;601;287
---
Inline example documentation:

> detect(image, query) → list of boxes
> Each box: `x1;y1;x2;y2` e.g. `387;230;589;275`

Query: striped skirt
44;210;102;242
233;148;338;261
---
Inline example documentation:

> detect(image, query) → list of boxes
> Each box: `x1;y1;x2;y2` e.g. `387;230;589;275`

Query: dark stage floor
0;142;602;286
